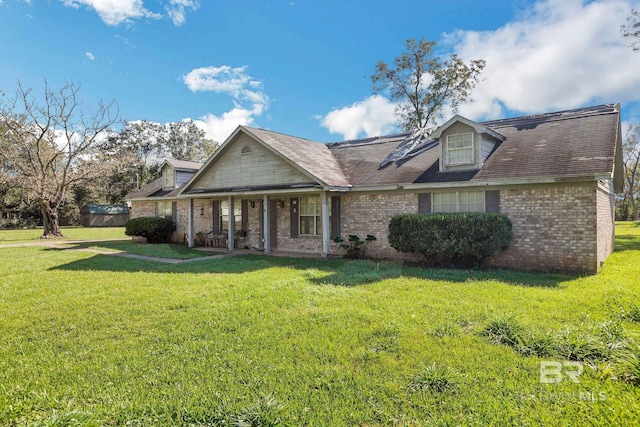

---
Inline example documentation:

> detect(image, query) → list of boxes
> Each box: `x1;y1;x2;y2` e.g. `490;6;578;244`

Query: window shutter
171;202;177;223
290;197;299;238
212;200;220;233
418;193;432;214
241;199;248;231
330;196;341;240
485;190;500;213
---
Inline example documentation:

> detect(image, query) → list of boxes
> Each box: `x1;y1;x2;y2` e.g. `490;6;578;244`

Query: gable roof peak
431;115;505;141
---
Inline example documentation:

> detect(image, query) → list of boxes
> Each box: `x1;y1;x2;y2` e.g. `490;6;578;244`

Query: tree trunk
39;199;64;239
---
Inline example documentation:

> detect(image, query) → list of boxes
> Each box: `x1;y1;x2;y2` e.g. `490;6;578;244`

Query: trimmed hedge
124;217;176;244
388;213;512;268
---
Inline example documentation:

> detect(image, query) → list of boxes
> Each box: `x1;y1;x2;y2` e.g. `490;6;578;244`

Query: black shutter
418;193;432;214
241;199;248;232
171;202;177;223
330;196;340;240
485;190;500;213
212;200;220;233
290;197;299;238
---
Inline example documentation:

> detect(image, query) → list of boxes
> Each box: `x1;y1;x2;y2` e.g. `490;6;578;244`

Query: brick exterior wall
192;199;213;244
338;193;420;260
246;199;262;249
486;184;598;273
596;181;616;268
133;179;615;273
275;198;323;253
129;201;156;219
174;200;190;244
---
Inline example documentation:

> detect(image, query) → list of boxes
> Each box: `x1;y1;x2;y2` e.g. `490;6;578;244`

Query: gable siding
190;134;314;191
439;122;481;172
176;170;195;187
481;136;496;163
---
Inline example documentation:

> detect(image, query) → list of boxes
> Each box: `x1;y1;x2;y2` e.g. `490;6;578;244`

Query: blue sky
2;0;640;144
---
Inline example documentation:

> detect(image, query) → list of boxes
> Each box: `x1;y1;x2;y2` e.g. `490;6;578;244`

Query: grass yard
0;223;639;425
0;226;127;244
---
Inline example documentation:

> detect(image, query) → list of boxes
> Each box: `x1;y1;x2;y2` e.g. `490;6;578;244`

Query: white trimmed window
446;132;474;165
299;195;321;236
220;200;242;231
433;191;485;213
163;168;174;189
157;201;173;218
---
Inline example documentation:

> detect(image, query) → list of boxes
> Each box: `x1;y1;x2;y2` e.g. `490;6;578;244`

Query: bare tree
0;81;119;238
372;37;485;130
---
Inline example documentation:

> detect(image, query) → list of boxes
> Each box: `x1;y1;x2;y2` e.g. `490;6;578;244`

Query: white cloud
182;65;269;141
183;66;266;103
61;0;160;26
61;0;200;26
320;95;398;140
192;107;256;143
448;0;640;121
85;51;95;60
166;0;199;26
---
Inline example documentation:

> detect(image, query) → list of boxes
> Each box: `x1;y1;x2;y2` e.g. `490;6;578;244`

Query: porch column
321;191;330;258
188;198;195;248
263;194;270;254
228;196;235;251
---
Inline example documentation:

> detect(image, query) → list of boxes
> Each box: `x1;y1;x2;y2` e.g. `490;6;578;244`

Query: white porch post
228;196;235;251
263;194;270;254
321;191;330;258
188;198;195;248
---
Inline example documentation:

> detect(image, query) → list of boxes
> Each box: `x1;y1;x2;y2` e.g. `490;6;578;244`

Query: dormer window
446;132;474;165
163;168;174;189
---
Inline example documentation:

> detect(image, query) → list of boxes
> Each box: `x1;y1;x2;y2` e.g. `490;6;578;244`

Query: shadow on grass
49;251;573;288
45;240;225;259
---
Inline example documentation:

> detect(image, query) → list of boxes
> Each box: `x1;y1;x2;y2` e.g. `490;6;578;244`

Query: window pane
447;133;474;165
299;195;321;235
300;216;313;235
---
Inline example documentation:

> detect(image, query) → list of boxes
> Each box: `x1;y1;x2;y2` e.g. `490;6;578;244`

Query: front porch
184;193;337;258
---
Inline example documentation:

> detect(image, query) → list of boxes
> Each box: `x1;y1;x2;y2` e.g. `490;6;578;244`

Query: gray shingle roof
131;104;621;199
244;127;350;187
331;104;620;186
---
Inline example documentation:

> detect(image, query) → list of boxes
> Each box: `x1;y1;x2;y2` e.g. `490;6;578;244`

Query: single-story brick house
127;104;623;273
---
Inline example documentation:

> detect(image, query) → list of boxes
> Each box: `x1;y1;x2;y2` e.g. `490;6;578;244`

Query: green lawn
0;226;127;243
1;223;639;425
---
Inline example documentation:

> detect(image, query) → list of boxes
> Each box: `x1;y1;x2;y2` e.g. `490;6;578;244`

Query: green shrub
124;217;176;244
388;212;512;268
